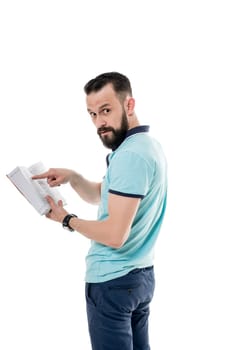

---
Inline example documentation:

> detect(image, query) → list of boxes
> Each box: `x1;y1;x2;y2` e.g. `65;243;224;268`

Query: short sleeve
108;151;153;198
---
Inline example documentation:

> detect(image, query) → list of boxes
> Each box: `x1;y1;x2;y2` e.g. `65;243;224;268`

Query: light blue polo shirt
85;125;167;283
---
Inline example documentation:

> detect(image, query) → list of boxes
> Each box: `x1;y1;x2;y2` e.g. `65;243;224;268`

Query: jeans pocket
85;283;96;307
106;283;141;313
86;283;104;308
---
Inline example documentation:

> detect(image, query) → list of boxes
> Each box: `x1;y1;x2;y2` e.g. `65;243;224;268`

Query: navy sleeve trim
109;189;144;199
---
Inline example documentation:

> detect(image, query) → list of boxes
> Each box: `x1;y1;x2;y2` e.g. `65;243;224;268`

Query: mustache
97;127;115;135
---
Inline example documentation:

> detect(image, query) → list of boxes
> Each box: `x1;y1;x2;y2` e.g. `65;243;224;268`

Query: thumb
58;200;63;207
46;195;54;206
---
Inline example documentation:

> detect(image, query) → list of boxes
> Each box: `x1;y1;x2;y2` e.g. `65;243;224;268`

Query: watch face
63;225;73;231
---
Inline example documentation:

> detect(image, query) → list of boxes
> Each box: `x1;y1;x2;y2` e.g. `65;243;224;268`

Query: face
86;84;129;150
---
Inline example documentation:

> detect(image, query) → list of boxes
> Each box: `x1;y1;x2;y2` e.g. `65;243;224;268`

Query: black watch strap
62;214;77;232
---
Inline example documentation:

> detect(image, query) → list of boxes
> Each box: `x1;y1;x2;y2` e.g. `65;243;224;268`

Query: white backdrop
0;1;232;349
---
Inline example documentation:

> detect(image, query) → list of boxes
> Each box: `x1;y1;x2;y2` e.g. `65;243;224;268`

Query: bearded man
33;72;168;350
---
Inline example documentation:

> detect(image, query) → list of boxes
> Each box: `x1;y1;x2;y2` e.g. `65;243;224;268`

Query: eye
102;108;110;115
89;112;97;118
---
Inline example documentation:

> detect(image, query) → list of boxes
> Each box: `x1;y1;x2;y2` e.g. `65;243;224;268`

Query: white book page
7;166;51;215
28;162;67;206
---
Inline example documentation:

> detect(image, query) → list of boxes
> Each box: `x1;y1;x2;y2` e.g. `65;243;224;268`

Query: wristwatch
62;214;77;232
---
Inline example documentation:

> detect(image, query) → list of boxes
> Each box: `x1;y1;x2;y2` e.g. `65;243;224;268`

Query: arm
32;168;101;205
70;172;101;205
45;193;141;248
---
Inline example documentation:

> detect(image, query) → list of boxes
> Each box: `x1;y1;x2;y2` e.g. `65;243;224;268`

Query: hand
32;168;74;187
45;195;68;223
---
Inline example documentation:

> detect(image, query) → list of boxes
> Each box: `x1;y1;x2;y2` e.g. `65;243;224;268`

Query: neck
128;114;140;130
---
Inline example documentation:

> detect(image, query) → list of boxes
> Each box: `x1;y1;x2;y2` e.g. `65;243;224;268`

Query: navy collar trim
125;125;150;139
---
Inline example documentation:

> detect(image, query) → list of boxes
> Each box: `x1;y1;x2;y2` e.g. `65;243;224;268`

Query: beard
97;111;129;150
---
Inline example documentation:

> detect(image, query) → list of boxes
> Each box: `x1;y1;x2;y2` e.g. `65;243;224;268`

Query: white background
0;1;232;349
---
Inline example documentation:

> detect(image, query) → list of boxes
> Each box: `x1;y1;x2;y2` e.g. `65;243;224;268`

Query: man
32;72;167;350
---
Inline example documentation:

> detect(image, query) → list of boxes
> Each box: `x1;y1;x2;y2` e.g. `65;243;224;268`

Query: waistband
128;266;154;274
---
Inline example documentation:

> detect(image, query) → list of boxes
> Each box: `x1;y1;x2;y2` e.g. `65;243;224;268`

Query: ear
125;97;135;116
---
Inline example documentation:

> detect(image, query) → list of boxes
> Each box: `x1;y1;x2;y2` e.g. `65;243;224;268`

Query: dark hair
84;72;132;101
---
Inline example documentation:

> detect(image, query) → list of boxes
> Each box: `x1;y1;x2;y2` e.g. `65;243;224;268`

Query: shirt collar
125;125;150;139
106;125;150;166
112;125;150;151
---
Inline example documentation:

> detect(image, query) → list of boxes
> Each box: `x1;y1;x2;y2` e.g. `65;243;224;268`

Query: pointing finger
32;171;50;180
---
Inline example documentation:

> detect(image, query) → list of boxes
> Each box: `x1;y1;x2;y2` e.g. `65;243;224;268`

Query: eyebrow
87;103;111;113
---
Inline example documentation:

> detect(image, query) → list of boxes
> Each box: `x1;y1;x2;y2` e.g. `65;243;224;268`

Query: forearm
68;216;129;249
65;193;140;247
32;168;101;204
45;193;139;249
69;172;101;205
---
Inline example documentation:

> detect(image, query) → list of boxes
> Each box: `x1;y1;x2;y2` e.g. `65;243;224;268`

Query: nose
94;114;107;129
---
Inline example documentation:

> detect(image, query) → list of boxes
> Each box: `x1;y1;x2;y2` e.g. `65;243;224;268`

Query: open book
6;161;67;215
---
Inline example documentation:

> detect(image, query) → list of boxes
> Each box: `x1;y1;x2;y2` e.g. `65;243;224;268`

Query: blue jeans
85;266;155;350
